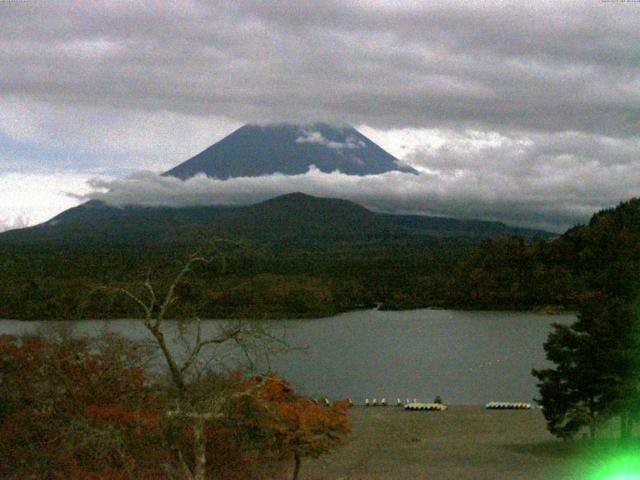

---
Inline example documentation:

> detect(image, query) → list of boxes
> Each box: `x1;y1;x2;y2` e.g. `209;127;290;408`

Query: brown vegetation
0;332;350;479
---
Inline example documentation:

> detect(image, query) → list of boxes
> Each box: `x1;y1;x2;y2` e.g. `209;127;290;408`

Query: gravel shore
302;406;577;480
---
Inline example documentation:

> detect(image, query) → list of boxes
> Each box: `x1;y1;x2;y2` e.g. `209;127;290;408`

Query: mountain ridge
0;193;554;246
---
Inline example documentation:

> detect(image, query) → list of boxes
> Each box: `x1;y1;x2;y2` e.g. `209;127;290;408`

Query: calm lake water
0;309;574;404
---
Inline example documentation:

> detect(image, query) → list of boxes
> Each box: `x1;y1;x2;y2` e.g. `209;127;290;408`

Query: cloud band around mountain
77;162;638;234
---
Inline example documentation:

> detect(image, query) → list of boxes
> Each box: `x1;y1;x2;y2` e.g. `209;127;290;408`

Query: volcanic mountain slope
163;123;418;179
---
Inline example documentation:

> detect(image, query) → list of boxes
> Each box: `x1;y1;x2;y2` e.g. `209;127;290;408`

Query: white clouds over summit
295;131;365;150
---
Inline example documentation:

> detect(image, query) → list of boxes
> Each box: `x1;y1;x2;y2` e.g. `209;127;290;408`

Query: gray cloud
1;1;639;135
76;124;640;232
0;96;241;173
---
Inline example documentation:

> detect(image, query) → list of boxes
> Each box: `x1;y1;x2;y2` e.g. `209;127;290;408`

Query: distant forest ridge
0;194;638;320
0;192;554;246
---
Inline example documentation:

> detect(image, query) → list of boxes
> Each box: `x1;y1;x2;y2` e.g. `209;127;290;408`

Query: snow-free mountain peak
163;123;418;180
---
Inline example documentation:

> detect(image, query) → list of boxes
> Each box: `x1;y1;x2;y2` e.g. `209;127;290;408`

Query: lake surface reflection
0;309;574;404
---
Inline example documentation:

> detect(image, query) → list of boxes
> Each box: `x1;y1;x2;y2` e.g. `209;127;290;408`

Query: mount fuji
163;123;418;179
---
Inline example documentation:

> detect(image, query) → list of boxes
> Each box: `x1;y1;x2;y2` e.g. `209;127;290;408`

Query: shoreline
0;305;576;322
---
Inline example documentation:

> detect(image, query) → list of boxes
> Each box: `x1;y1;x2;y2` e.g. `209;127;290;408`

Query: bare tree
105;247;288;480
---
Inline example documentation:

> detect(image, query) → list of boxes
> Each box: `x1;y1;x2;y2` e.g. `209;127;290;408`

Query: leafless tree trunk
292;453;301;480
107;248;287;479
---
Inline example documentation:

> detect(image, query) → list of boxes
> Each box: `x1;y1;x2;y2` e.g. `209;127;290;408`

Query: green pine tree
533;298;640;440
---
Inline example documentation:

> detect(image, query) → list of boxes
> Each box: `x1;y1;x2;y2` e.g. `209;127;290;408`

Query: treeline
0;234;606;320
0;237;465;320
391;199;640;310
382;237;583;311
3;198;640;320
531;199;640;441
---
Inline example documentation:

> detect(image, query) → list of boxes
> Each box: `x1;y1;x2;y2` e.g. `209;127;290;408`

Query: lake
0;309;574;404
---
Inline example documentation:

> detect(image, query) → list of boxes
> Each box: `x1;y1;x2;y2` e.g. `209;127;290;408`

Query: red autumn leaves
0;333;350;479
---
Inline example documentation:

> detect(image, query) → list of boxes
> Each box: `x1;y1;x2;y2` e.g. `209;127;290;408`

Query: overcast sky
1;0;639;232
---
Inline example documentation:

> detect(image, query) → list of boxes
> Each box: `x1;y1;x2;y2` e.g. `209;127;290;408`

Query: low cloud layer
78;162;637;234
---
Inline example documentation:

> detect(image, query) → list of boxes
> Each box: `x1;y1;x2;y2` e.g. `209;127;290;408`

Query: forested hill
381;214;554;240
0;192;553;320
1;193;637;320
430;198;640;311
0;194;398;245
0;193;553;246
551;198;640;299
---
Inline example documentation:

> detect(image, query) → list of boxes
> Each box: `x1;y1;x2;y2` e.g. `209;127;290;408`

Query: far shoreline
0;305;577;323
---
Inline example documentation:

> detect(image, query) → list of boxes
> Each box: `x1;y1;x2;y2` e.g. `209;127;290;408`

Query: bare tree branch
157;252;211;323
95;241;292;479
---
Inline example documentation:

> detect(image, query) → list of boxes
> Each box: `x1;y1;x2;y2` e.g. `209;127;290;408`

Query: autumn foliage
243;373;351;479
0;333;351;479
0;332;164;479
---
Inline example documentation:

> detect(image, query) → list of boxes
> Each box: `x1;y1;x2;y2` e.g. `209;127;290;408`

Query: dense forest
1;196;640;320
532;199;640;441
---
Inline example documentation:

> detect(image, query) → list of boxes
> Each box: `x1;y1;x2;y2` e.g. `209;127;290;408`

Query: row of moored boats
484;401;532;410
318;398;534;411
